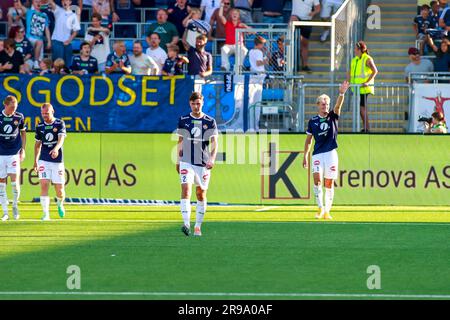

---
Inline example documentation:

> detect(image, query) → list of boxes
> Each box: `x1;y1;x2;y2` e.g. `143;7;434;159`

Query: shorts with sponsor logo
179;161;211;190
0;154;20;178
38;160;65;184
311;149;338;180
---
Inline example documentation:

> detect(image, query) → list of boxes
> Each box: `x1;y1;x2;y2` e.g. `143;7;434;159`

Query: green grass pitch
0;204;449;300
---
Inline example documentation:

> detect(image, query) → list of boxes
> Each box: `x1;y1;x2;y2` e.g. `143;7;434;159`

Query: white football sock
0;183;9;215
325;187;335;213
40;196;50;217
11;181;20;207
313;185;324;209
195;200;206;229
180;199;191;228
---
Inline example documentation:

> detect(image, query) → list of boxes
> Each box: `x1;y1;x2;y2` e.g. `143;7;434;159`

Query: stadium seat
262;88;284;101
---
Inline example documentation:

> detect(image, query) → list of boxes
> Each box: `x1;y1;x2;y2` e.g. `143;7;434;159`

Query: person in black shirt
0;39;25;73
71;41;99;74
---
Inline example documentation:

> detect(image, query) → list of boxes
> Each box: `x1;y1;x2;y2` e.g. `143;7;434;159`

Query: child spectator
414;4;432;55
218;4;249;72
162;44;189;75
52;57;70;74
39;57;52;75
26;0;52;70
270;36;285;72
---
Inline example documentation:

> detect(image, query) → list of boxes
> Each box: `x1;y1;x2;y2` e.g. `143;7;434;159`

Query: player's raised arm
333;80;350;116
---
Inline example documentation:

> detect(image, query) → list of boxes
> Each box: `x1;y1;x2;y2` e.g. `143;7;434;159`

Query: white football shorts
38;160;65;184
311;149;339;180
0;154;20;178
179;161;211;190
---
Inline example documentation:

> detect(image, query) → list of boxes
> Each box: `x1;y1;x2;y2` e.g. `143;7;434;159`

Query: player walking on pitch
303;81;350;220
33;103;67;221
176;92;218;236
0;96;26;221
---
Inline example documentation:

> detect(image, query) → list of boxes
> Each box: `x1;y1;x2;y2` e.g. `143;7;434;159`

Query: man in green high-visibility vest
347;41;378;133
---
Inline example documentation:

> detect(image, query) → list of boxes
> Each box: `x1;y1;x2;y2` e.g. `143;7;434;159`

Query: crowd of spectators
408;0;450;80
0;0;370;76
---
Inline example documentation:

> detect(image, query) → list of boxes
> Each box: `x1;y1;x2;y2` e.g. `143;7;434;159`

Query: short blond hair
316;94;330;105
3;95;17;107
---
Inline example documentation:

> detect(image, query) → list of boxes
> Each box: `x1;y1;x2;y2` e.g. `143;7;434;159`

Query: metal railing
298;83;411;133
409;72;450;83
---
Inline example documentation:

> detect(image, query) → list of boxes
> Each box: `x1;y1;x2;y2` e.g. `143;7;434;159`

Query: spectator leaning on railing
49;0;81;67
404;47;434;83
105;40;132;74
145;32;168;75
26;0;51;70
147;9;179;52
290;0;321;73
218;2;249;72
84;12;111;73
0;38;26;74
71;41;99;74
129;40;159;75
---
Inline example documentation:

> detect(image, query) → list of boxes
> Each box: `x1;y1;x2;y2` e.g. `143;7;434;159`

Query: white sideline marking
6;219;450;226
255;207;279;212
0;291;449;299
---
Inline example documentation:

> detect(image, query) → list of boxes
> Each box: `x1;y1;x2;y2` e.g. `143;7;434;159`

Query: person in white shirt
249;35;268;75
84;12;111;72
49;0;80;66
319;0;344;42
129;40;159;75
145;33;168;75
200;0;221;25
290;0;321;72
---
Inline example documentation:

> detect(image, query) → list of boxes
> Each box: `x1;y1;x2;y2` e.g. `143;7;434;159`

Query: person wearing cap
404;46;434;83
347;41;378;133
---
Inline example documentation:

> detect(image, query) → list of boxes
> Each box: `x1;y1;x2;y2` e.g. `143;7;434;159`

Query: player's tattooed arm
33;140;42;172
303;134;313;169
176;136;183;173
334;80;350;116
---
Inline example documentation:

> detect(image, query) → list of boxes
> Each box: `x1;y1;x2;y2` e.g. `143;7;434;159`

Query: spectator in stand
261;0;285;24
71;41;99;74
440;3;450;35
218;3;249;72
39;57;52;75
111;0;141;38
92;0;111;27
249;35;268;76
147;9;179;52
252;0;263;23
105;40;132;74
320;0;344;42
168;0;190;43
0;38;26;73
39;0;55;34
187;0;201;8
7;0;27;32
52;57;70;74
414;4;432;55
145;32;168;74
25;0;51;70
426;35;450;72
182;33;213;77
162;44;189;75
129;40;159;75
11;26;33;73
49;0;81;67
270;36;285;72
200;0;221;25
0;40;4;53
234;0;253;24
290;0;321;72
85;12;111;72
439;0;449;15
183;8;211;48
208;0;229;53
405;47;434;83
430;1;441;28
